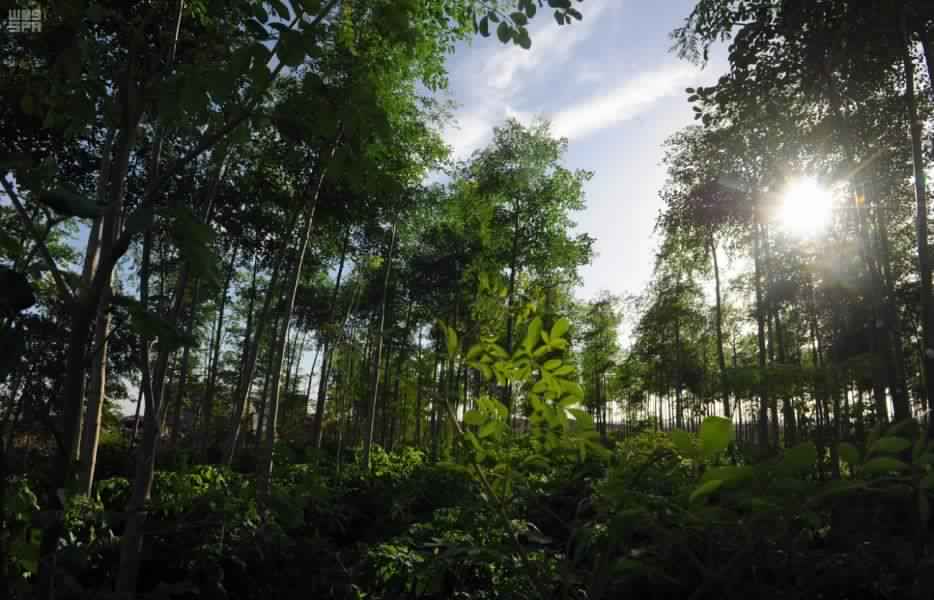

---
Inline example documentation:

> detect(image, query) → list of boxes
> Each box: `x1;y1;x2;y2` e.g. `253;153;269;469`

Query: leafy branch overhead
474;0;586;49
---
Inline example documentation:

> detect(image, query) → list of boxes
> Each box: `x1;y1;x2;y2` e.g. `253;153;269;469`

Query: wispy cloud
550;63;698;140
480;1;609;92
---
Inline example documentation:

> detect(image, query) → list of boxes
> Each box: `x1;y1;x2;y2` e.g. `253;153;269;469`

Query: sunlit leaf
464;410;484;426
699;416;732;459
669;429;696;458
550;317;570;340
690;479;723;503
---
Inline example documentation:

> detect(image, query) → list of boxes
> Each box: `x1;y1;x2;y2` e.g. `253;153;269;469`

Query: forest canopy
2;1;934;599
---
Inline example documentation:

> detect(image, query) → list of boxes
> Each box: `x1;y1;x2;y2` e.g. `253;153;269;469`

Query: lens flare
779;177;833;237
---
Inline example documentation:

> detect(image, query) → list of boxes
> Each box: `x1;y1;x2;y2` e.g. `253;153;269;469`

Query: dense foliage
2;0;934;598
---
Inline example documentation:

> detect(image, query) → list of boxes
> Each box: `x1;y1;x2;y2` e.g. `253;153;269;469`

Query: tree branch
1;176;76;304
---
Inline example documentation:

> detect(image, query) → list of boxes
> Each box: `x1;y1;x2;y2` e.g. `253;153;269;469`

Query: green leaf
554;365;575;376
543;359;562;371
702;465;754;484
36;188;104;219
464;410;484;427
277;29;306;67
478;421;498;439
466;344;485;361
669;430;696;458
870;436;912;456
811;480;867;501
861;457;909;475
510;12;528;26
838;442;861;466
568;409;593;429
699;416;732;459
690;479;723;503
550;317;570;340
479;15;489;37
515;28;532;49
165;207;219;286
446;327;459;359
524;2;536;19
269;0;290;19
779;442;817;474
524;317;543;351
478;364;492;380
496;21;511;43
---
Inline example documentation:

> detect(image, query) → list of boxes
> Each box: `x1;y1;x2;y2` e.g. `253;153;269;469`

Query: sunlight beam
779;176;834;238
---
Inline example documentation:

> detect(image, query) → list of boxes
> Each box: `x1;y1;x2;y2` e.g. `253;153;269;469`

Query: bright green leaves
698;416;732;460
464;410;484;427
551;316;570;339
523;317;543;352
36;188;104;219
668;416;731;462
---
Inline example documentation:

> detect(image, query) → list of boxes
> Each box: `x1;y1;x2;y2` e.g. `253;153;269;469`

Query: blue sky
432;0;726;309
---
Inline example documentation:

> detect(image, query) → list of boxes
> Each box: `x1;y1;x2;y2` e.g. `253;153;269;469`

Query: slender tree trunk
222;215;299;465
709;234;730;418
196;246;237;449
901;11;934;423
77;279;112;496
363;222;397;469
752;198;770;454
311;229;349;446
415;329;423;448
503;205;521;423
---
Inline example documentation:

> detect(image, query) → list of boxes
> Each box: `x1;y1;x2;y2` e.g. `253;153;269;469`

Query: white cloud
550;63;699;141
481;1;609;92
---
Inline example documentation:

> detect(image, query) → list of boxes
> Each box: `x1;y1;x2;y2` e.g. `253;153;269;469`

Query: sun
778;176;834;237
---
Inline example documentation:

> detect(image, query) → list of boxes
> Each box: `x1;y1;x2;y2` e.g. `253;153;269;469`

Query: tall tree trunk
257;141;338;491
709;234;730;418
196;246;237;449
169;313;195;450
415;328;423;447
901;9;934;423
312;228;349;447
363;223;397;469
752;197;771;454
503;205;521;423
222;212;300;465
77;277;112;496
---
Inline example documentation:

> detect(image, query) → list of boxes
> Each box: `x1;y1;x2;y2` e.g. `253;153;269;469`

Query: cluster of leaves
474;0;585;49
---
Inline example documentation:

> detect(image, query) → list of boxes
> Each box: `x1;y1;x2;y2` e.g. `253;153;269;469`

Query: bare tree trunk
901;9;934;423
363;222;397;470
752;197;771;455
709;234;730;418
258;145;337;494
503;206;521;423
77;281;112;496
312;229;349;446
